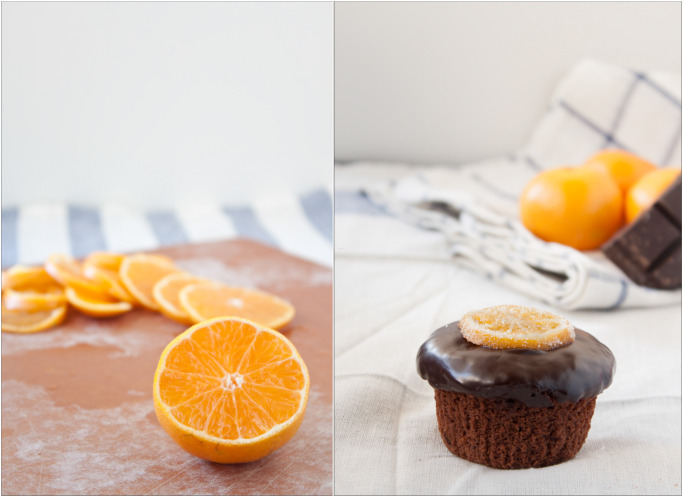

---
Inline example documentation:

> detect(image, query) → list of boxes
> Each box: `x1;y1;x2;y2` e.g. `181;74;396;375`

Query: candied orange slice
153;317;310;463
1;303;68;334
64;287;132;318
179;282;295;330
3;286;66;312
153;273;204;325
2;265;58;291
119;254;180;311
459;305;575;351
45;254;110;297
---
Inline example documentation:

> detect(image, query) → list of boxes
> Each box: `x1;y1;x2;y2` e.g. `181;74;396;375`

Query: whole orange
625;167;681;223
583;149;657;195
520;167;623;251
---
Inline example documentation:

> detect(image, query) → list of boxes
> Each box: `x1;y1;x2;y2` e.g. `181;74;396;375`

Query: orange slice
3;286;66;312
83;251;126;272
2;265;58;291
153;317;310;463
83;262;136;304
45;254;110;297
179;282;295;330
64;287;133;318
119;254;180;311
153;273;205;325
459;305;575;351
1;303;68;334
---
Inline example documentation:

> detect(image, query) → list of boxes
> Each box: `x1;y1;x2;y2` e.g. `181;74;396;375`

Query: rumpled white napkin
364;59;681;310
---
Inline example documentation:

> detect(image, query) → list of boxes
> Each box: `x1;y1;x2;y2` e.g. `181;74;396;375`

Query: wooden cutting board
1;240;333;495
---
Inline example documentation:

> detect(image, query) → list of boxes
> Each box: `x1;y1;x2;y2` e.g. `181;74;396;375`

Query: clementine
583;149;657;195
519;167;623;250
625;167;681;223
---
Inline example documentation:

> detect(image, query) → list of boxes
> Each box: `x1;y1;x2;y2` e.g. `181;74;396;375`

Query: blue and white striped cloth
337;59;681;310
2;187;333;268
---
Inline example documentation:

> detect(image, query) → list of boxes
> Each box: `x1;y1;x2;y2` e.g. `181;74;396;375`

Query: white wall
335;2;681;164
2;2;332;208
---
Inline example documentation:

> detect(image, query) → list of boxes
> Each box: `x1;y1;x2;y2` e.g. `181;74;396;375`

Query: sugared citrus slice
153;273;204;325
153;317;310;463
119;254;180;311
45;254;110;297
3;286;66;312
179;282;295;330
83;262;136;304
1;303;68;334
460;305;575;351
64;287;132;318
2;265;58;291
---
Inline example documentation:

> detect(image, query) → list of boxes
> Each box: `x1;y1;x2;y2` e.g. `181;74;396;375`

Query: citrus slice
119;254;180;311
179;282;295;329
153;273;204;325
83;251;126;272
459;305;575;351
3;286;66;312
83;262;136;304
64;286;133;318
1;303;68;334
45;254;110;297
153;317;310;463
2;265;58;291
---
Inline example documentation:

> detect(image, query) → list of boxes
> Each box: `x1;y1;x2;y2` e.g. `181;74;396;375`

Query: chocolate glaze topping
417;321;615;408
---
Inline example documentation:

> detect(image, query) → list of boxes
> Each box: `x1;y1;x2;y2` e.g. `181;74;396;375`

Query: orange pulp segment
179;282;295;329
119;254;180;311
153;317;310;463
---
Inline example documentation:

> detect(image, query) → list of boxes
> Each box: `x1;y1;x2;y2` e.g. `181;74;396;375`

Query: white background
2;2;333;209
335;2;682;164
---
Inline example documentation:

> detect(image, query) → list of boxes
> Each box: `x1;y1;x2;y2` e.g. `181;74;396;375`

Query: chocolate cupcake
417;305;615;469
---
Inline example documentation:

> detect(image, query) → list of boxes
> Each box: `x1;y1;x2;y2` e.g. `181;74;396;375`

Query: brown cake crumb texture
435;390;596;469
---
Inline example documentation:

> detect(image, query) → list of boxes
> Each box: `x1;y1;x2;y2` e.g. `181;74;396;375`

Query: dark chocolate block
602;176;681;289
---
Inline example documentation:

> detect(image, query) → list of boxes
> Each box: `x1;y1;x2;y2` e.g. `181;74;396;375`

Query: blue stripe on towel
336;191;389;217
557;100;631;151
147;211;189;246
223;206;279;247
300;189;333;242
68;206;107;258
2;208;18;268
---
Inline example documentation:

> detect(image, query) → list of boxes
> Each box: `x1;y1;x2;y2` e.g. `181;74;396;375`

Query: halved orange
153;273;204;325
179;282;295;330
83;262;136;304
119;254;180;311
153;317;310;463
45;254;110;297
2;265;58;291
459;305;575;351
64;286;132;318
3;286;66;312
1;303;68;334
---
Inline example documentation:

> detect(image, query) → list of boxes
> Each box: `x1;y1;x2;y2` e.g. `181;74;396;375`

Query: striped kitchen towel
2;187;332;269
358;59;681;310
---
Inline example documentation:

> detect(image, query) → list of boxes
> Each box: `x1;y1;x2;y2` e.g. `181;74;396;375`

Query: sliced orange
459;305;575;351
83;251;126;272
1;303;68;334
3;286;66;312
179;282;295;330
45;254;110;297
119;254;180;311
2;265;58;291
153;317;310;463
83;262;136;304
153;273;205;325
64;286;132;318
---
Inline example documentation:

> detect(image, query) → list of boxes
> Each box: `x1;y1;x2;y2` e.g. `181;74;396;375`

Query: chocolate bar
602;176;681;289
